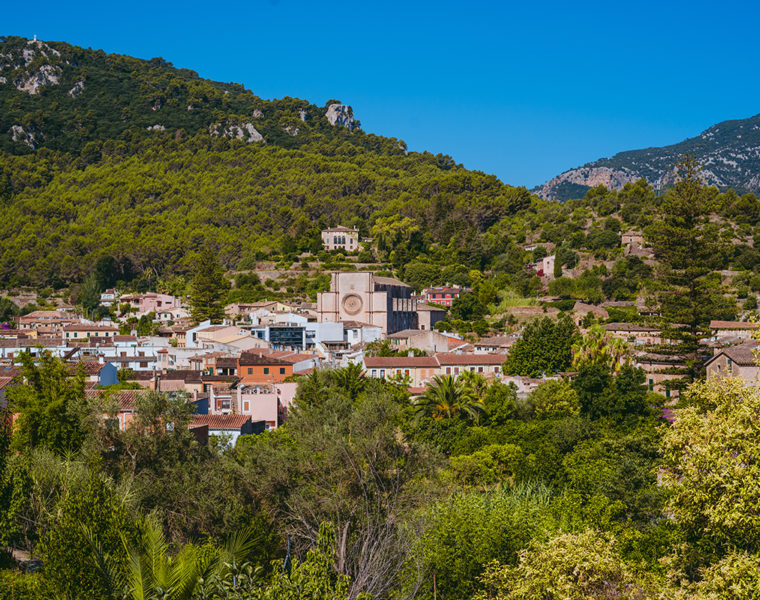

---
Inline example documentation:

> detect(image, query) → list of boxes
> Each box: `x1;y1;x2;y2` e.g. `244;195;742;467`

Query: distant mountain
535;113;760;201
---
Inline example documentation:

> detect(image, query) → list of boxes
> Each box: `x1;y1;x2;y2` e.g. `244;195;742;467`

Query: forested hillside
0;35;532;289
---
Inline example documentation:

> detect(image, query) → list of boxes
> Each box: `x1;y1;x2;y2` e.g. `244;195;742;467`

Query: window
244;402;249;411
380;369;386;377
248;367;253;375
279;367;285;374
478;366;484;373
264;367;270;375
494;366;500;373
371;369;377;377
446;367;451;374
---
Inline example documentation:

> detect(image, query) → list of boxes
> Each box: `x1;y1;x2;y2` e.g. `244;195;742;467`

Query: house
86;389;142;430
435;353;506;379
709;320;760;341
473;336;516;354
622;232;645;254
234;381;299;429
155;370;204;394
705;343;760;385
321;226;360;252
422;286;467;308
603;323;663;345
14;310;79;333
188;352;239;375
155;307;189;323
317;272;417;334
120;293;182;316
634;353;684;399
63;324;119;341
416;303;447;331
387;329;452;354
189;414;259;447
100;289;119;307
68;361;119;387
342;321;383;346
363;356;440;387
238;352;294;384
538;255;556;279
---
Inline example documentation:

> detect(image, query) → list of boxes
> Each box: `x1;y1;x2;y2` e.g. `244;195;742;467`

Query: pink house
208;381;298;430
236;382;298;429
120;293;182;315
87;389;141;431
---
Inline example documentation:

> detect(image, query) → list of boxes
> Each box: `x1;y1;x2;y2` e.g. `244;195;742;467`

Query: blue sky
6;0;760;187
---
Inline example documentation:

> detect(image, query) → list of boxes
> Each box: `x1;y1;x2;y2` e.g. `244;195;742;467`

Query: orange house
238;352;294;384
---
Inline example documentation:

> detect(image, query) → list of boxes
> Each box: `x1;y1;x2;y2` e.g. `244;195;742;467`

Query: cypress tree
646;155;732;387
190;247;230;323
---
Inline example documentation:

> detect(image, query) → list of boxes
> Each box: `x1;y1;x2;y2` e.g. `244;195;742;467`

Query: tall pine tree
646;155;732;387
190;247;230;323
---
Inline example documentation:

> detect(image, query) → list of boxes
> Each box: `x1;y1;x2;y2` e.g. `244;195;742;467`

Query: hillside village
2;223;758;446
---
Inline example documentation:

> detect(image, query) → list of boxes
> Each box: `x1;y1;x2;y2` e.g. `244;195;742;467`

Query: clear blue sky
6;0;760;187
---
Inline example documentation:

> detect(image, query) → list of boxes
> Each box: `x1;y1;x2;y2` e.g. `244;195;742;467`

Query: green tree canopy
503;314;579;377
190;247;230;323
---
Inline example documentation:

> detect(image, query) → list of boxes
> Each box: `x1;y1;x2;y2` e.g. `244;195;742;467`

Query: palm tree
88;515;258;600
332;363;367;400
571;324;630;373
415;375;486;422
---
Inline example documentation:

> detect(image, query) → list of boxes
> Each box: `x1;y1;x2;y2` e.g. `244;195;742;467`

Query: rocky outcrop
537;166;638;200
147;124;166;132
10;124;40;149
325;104;354;129
252;109;263;118
284;126;299;136
14;64;61;95
298;108;307;121
68;80;85;97
208;122;264;143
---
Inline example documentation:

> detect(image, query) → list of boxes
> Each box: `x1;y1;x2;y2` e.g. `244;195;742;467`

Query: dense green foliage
503;314;579;377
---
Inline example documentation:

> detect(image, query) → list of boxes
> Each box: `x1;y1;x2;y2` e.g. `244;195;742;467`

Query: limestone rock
10;124;40;149
325;103;355;129
68;80;85;97
147;124;166;132
14;64;62;95
208;122;264;143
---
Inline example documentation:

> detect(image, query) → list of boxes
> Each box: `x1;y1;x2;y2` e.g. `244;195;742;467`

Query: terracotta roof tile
190;414;251;430
239;352;292;366
364;356;439;368
710;320;760;330
434;353;507;365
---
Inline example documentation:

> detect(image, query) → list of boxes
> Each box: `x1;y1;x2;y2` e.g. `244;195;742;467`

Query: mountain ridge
535;112;760;201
